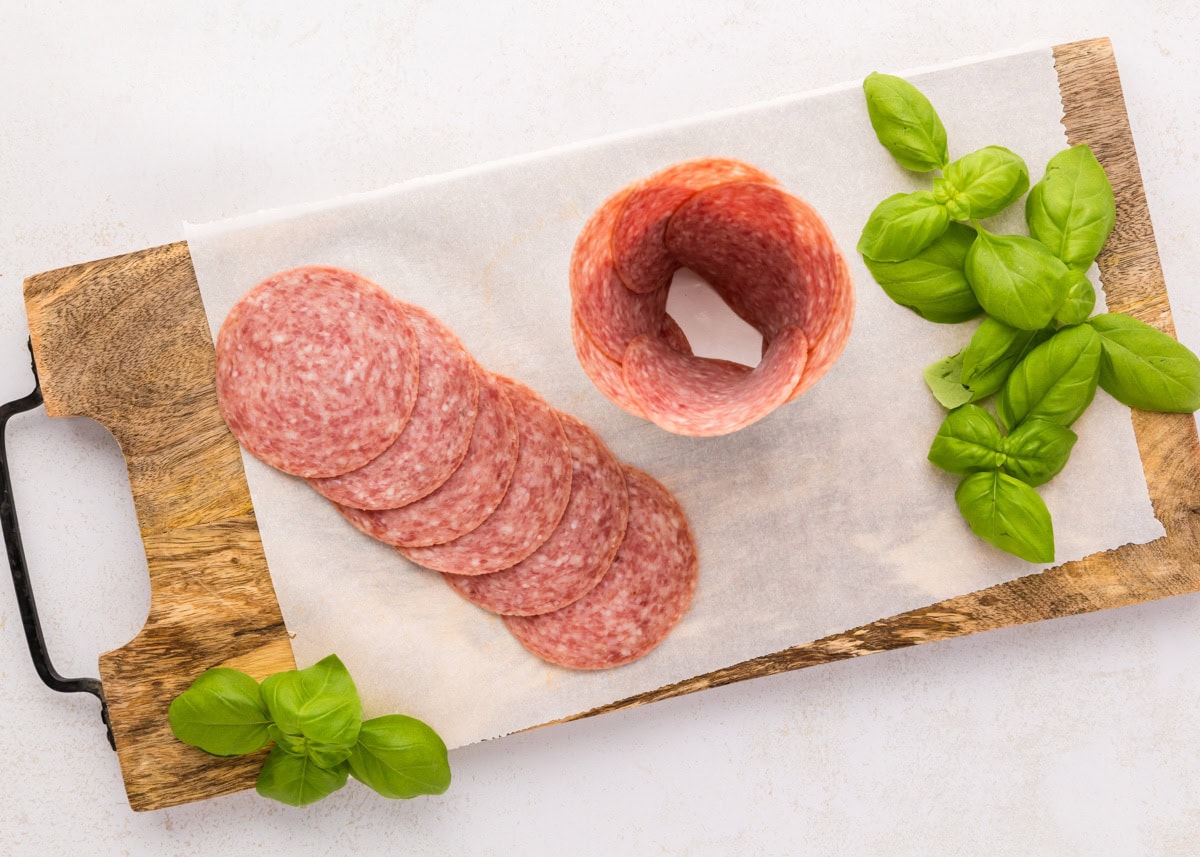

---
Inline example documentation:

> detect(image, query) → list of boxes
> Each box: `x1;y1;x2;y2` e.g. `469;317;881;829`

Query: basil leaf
255;745;349;807
960;317;1054;400
1088;313;1200;412
997;324;1101;429
261;654;362;751
348;715;452;800
268;725;355;768
937;146;1030;220
862;72;949;172
964;229;1071;330
858;191;950;262
928;404;1006;474
1054;271;1096;326
923;351;974;409
862;222;981;323
168;667;272;757
955;471;1054;563
1001;419;1078;486
1026;144;1116;272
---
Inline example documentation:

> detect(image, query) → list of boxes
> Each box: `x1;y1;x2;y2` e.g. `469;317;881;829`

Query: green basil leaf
255;745;349;807
862;72;949;172
960;317;1055;400
996;324;1101;429
268;725;355;768
348;715;452;800
1088;313;1200;412
1054;271;1096;326
167;667;272;757
1026;144;1116;272
939;146;1030;220
862;222;981;323
858;191;950;262
1001;419;1078;487
964;229;1071;330
928;404;1006;474
261;654;362;751
923;351;974;409
955;471;1054;563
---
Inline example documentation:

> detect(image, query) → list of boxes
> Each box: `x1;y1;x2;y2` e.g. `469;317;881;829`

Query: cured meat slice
571;311;692;419
336;370;518;547
443;414;629;616
400;377;572;574
504;467;697;670
309;304;480;509
215;265;419;478
622;325;808;436
611;158;777;294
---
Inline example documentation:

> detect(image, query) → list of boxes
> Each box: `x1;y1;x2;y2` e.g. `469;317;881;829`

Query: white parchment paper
185;47;1163;749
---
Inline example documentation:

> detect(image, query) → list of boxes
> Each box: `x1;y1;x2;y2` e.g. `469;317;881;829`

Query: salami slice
622;325;809;436
309;304;480;509
400;377;572;574
571;311;692;419
611;158;777;294
443;414;629;615
336;370;518;547
504;466;697;670
215;266;419;478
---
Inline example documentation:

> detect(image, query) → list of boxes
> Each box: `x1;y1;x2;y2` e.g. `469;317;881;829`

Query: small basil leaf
1054;271;1096;326
348;715;452;800
928;404;1006;474
858;191;950;262
964;229;1071;330
1026;144;1116;272
1001;419;1078;487
261;654;362;751
960;317;1055;400
168;667;272;757
923;351;974;409
268;725;355;768
932;177;970;221
255;745;349;807
862;222;981;323
955;471;1055;563
997;324;1102;429
862;72;949;172
1088;313;1200;412
941;146;1030;220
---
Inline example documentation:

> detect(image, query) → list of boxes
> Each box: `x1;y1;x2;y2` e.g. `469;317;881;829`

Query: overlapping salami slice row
568;158;854;436
215;266;420;477
310;304;479;509
400;377;573;575
504;466;698;670
443;414;629;616
336;370;519;547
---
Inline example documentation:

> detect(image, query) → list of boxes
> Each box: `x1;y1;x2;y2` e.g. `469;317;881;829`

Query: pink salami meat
215;266;419;478
611;158;777;294
309;304;480;509
336;370;518;547
443;414;629;615
504;466;698;670
571;311;692;419
622;325;808;436
399;377;572;574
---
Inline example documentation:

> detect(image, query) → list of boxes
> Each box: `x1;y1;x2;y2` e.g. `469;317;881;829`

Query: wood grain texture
18;37;1197;810
23;243;296;811
547;37;1200;726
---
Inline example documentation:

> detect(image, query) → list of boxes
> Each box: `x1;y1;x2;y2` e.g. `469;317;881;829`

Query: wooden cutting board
20;37;1199;812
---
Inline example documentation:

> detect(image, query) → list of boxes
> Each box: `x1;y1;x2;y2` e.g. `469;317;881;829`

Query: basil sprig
169;654;451;807
860;74;1200;563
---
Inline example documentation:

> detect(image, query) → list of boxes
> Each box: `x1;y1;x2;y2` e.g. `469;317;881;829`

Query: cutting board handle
0;342;114;748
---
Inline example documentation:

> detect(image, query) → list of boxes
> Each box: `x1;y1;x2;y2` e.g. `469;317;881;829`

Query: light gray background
1;2;1198;854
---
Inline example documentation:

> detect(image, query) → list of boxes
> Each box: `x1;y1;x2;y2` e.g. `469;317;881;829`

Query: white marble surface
1;2;1198;854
